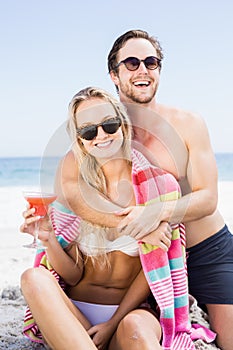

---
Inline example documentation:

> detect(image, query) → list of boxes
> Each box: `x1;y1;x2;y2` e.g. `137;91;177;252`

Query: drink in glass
23;191;57;248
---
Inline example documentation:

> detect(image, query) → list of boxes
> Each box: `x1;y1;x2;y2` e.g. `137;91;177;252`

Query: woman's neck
101;158;134;207
101;157;131;182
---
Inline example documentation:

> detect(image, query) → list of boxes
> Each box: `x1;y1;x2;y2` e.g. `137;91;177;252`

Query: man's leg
21;267;96;350
207;304;233;350
187;226;233;350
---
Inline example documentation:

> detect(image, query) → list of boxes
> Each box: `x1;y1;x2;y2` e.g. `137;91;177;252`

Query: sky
1;0;233;157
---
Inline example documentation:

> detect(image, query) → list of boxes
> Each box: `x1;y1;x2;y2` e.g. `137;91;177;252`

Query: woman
21;87;209;350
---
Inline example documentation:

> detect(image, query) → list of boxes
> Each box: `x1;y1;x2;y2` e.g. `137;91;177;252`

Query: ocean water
0;156;61;188
0;153;232;187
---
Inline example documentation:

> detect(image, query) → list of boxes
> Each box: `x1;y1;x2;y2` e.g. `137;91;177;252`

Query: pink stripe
140;248;168;270
168;239;183;259
172;333;195;350
175;306;190;331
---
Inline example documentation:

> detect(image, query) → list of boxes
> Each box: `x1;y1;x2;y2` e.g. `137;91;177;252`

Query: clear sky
1;0;233;157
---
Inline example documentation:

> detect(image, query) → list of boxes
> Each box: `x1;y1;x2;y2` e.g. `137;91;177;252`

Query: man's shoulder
60;150;78;166
56;150;79;180
158;103;198;118
63;150;75;161
157;103;204;126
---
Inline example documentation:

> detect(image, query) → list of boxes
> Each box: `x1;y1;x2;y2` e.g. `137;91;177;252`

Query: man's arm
54;151;122;227
55;152;168;234
56;112;218;235
117;112;218;237
159;112;218;222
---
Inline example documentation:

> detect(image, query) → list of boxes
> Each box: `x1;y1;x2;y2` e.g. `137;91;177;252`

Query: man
57;30;233;350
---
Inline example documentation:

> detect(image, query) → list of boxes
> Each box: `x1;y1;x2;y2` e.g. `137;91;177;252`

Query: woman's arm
42;230;83;286
20;209;83;286
109;269;150;325
87;269;151;348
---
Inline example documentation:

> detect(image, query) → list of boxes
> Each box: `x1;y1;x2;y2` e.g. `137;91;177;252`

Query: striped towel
131;149;215;349
23;149;216;348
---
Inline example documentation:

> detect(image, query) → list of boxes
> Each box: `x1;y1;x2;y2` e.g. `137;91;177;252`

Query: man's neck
121;100;163;142
119;94;158;111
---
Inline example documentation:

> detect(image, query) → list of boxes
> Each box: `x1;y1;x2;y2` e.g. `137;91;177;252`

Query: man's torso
129;103;224;247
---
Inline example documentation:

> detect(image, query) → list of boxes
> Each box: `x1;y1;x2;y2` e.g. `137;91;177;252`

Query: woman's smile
95;140;113;148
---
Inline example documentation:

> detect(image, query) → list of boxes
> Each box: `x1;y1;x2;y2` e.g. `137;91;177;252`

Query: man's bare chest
132;136;190;194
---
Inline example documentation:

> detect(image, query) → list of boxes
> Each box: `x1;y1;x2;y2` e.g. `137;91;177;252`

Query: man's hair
107;29;164;73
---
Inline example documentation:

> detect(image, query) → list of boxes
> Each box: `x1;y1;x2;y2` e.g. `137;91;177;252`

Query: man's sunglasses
114;56;161;71
77;117;122;141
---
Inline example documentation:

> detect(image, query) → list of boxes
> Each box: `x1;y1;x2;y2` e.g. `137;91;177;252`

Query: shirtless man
57;30;233;350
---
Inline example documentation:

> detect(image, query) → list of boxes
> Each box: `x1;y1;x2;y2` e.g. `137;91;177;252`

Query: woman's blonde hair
67;86;132;195
66;87;132;267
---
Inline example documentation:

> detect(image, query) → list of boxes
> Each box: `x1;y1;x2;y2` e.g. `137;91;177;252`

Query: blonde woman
21;87;209;350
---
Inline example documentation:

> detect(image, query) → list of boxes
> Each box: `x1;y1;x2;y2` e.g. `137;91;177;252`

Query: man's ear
110;70;119;86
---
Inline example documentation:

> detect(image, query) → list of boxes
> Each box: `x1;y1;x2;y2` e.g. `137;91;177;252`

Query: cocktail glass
23;191;57;249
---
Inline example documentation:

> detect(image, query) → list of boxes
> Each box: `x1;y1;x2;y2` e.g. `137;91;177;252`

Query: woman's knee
118;309;161;340
120;311;143;333
21;267;53;296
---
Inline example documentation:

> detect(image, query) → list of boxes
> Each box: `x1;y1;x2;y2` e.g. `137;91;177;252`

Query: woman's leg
109;309;162;350
21;267;96;350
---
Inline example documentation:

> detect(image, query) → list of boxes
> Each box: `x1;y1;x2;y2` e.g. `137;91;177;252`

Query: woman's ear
78;138;84;147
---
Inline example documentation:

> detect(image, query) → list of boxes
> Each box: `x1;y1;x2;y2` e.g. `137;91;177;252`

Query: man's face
111;38;161;105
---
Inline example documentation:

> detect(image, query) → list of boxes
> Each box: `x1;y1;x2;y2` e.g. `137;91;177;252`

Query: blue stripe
147;265;170;281
169;257;184;270
51;200;75;215
57;235;70;249
163;306;174;318
174;295;189;308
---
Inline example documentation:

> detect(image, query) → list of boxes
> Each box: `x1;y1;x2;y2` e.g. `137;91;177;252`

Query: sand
1;183;232;349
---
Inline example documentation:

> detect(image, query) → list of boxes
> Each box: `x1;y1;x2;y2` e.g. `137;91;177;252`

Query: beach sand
1;183;232;349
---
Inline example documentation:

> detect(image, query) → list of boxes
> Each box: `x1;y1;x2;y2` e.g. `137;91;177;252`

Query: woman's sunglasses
114;56;161;71
77;117;122;141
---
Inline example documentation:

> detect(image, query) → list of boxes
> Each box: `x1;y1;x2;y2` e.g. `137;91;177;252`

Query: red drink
24;192;57;216
22;191;57;249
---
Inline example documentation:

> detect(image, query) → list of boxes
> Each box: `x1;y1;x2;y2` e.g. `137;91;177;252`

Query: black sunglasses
114;56;161;71
77;117;122;141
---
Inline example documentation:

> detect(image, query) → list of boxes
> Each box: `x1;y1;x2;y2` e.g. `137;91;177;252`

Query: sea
0;156;61;188
0;153;233;187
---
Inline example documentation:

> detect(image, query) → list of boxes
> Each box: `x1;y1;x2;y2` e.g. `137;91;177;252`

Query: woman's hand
20;207;53;243
87;320;116;349
141;221;172;251
20;206;37;236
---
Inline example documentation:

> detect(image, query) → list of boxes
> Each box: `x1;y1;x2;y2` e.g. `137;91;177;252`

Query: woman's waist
67;281;129;304
67;253;142;303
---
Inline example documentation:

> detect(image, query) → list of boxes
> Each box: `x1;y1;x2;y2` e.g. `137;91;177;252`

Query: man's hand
116;203;164;239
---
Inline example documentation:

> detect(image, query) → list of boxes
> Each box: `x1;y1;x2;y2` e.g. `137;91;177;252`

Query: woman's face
76;98;124;160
